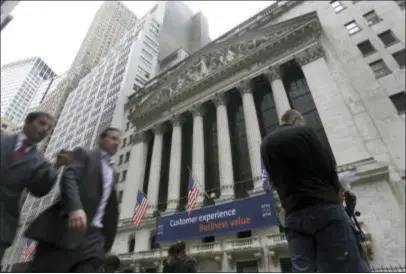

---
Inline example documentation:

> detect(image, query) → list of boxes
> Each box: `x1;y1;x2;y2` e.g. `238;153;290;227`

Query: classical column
221;253;232;272
264;67;291;121
135;228;151;252
295;43;370;165
120;132;150;220
237;80;263;193
146;124;164;214
166;115;184;211
212;93;235;201
191;104;206;204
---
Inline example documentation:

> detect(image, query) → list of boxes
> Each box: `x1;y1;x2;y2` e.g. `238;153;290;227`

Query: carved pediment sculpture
133;11;321;116
150;88;171;107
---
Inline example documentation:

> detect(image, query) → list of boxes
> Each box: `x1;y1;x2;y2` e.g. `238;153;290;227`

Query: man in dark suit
260;109;369;272
26;127;121;272
0;111;72;262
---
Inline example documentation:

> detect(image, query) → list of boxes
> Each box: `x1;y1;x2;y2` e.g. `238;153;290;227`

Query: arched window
128;234;135;253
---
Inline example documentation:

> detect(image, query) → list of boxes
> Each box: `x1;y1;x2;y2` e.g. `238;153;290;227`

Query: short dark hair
104;255;120;271
176;241;186;252
168;244;178;256
281;109;304;125
24;111;53;125
99;127;121;140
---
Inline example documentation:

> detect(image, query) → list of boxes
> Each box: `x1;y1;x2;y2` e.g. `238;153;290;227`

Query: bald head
281;109;305;126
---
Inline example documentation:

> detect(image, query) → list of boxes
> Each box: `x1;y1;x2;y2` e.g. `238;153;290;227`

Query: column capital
212;93;229;107
236;79;252;95
131;131;151;144
151;123;167;135
264;67;282;82
190;104;206;117
295;43;325;66
170;114;186;127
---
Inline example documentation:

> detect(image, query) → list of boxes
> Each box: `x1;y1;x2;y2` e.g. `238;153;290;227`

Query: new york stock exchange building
112;1;405;272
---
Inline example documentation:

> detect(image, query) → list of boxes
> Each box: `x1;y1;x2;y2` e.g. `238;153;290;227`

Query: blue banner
156;193;278;243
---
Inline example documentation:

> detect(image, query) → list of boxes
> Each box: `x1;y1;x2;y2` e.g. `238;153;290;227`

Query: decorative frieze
295;43;325;66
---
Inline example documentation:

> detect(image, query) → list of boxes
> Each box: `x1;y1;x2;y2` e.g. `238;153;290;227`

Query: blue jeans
284;204;370;272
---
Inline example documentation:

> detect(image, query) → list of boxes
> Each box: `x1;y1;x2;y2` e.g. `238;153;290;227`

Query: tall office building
70;1;138;75
0;57;56;125
1;0;19;31
26;73;66;114
155;1;211;62
2;2;211;270
35;1;138;152
0;116;14;133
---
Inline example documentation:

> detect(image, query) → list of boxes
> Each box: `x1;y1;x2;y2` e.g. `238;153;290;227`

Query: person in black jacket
172;242;197;273
163;242;197;273
162;244;178;273
260;109;369;273
25;128;121;272
0;112;73;262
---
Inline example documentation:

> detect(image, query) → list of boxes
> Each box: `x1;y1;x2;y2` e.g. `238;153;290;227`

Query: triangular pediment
133;11;320;114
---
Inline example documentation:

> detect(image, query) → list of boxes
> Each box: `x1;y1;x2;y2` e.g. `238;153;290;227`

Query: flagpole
187;166;211;200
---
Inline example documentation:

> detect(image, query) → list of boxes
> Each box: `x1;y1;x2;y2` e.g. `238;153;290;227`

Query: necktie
14;140;30;160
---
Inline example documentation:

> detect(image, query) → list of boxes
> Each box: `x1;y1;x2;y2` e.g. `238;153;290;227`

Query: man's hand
68;209;87;233
54;149;75;168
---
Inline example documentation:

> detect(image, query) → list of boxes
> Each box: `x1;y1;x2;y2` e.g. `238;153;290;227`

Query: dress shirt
15;133;32;153
92;150;115;228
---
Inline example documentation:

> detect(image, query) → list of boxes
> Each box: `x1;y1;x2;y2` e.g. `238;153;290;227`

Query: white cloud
1;1;270;75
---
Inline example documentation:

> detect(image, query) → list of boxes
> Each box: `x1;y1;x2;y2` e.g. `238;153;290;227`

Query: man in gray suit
26;127;121;272
0;111;72;263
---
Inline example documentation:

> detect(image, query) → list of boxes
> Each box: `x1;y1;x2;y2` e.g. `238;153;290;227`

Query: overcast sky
1;1;271;75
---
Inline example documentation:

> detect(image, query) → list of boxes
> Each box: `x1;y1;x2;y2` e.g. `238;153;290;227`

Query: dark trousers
284;204;370;273
29;228;105;273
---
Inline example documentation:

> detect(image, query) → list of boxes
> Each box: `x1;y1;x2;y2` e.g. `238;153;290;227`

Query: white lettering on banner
169;209;237;227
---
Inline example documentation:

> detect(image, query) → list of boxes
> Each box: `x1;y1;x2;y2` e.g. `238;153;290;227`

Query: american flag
261;157;271;192
187;174;199;216
22;239;36;261
132;190;149;226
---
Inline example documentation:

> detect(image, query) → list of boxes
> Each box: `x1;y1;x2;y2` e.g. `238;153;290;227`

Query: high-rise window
330;0;345;12
389;91;406;114
363;10;381;25
357;40;376;56
392;49;405;68
378;30;398;46
369;59;391;78
345;20;361;35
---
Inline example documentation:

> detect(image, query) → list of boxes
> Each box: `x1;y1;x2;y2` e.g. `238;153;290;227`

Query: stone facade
113;1;405;272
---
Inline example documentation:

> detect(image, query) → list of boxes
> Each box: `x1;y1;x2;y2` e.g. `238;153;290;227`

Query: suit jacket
0;133;58;246
25;147;119;253
260;124;340;215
